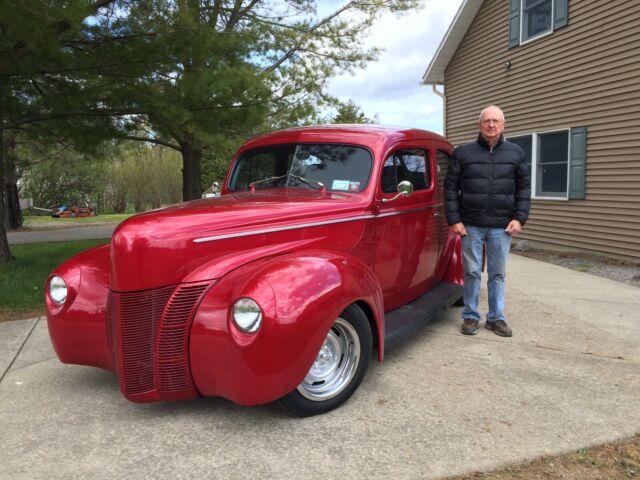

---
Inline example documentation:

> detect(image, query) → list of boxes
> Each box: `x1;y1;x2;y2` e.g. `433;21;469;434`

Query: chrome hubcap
297;317;360;401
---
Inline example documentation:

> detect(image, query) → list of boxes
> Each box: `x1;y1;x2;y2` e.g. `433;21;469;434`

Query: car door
434;141;454;260
374;142;441;311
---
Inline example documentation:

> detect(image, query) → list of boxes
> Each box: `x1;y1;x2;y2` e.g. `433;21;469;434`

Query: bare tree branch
266;0;356;72
120;135;181;151
225;0;261;31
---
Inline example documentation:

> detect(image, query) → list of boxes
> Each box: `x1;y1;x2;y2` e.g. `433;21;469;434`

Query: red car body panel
190;251;384;405
46;244;114;372
46;125;463;407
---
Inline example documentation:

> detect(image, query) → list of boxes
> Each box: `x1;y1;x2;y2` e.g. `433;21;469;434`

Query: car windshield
228;143;373;193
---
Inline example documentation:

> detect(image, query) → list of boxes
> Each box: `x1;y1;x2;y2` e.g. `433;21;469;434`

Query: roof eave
420;0;485;85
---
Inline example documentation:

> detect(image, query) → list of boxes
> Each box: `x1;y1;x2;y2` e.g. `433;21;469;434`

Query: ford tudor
46;125;463;416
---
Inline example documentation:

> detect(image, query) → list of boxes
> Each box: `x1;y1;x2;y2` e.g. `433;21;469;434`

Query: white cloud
325;0;464;133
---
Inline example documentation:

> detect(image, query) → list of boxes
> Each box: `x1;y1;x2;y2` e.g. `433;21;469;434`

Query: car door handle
433;212;442;217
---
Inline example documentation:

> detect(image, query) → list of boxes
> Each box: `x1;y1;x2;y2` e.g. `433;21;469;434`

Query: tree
19;145;108;210
103;144;182;213
0;0;420;263
332;99;372;124
0;0;119;262
95;0;418;200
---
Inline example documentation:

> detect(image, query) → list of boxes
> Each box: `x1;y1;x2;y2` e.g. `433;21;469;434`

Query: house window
509;0;568;48
537;131;569;197
509;130;570;199
522;0;553;42
509;135;532;176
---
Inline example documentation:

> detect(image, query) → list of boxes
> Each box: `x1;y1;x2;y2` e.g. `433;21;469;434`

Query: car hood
110;189;373;291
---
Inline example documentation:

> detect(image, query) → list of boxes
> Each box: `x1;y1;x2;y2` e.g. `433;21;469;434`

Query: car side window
436;150;450;190
381;148;429;193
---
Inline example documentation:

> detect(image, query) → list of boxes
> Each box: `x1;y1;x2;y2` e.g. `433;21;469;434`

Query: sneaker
461;319;479;335
485;320;513;337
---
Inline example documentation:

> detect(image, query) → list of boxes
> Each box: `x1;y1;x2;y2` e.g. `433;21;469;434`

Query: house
421;0;640;261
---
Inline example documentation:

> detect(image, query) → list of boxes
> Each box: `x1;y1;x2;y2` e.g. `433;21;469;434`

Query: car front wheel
278;304;372;417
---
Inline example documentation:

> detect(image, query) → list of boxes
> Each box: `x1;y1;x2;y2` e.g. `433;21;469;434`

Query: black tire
453;295;465;307
278;303;372;417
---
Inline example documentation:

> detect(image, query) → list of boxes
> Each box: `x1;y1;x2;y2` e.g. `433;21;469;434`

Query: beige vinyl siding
443;0;640;260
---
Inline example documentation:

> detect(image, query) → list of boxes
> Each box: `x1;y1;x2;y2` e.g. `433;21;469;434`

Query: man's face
479;107;505;144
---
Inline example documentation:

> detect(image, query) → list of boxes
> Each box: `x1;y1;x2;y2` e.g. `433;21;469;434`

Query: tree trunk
0;192;11;263
0;80;14;263
5;145;22;229
6;181;21;229
181;141;203;201
0;132;14;263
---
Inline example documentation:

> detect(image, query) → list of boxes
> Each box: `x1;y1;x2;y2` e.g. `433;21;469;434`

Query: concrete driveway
1;255;638;479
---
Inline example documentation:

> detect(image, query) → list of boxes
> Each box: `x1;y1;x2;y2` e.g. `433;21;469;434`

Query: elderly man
444;105;531;337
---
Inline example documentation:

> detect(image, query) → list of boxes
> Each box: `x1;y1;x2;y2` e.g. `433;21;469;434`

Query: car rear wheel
278;304;372;417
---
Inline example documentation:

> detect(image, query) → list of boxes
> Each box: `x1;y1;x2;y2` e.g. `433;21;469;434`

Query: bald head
478;105;506;147
479;105;505;123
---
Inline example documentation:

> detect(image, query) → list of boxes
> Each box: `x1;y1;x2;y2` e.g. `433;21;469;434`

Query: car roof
239;124;447;153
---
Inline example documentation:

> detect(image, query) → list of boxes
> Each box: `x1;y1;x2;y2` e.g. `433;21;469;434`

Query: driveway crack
0;318;40;384
534;343;626;361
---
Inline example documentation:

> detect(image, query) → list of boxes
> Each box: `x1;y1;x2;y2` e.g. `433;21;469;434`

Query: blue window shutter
509;0;520;48
508;0;520;48
569;127;587;200
554;0;569;29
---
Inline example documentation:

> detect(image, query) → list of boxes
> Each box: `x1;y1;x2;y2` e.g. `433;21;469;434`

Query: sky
322;0;465;133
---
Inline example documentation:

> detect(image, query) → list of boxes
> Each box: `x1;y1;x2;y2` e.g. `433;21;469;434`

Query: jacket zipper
488;147;494;226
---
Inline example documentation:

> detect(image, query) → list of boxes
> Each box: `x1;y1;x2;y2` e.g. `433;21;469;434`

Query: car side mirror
382;180;414;203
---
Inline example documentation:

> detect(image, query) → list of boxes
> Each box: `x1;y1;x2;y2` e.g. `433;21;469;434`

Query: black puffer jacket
444;135;531;228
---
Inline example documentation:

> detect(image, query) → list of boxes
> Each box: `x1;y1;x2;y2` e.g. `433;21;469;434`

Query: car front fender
190;250;384;406
442;231;464;285
46;244;113;372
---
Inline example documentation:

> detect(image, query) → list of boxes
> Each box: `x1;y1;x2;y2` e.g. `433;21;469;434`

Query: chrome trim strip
193;214;376;243
193;203;445;244
376;205;439;218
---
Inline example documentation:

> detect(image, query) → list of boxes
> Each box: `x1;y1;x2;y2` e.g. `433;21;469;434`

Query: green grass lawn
23;213;132;226
0;239;107;320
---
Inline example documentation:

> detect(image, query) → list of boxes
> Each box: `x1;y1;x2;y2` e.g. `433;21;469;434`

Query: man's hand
505;220;523;236
451;222;467;236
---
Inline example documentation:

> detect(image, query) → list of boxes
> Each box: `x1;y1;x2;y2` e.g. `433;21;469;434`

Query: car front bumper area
105;280;214;403
46;245;114;372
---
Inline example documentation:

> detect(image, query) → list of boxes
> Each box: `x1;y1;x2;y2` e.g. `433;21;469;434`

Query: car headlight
49;276;68;305
232;297;262;333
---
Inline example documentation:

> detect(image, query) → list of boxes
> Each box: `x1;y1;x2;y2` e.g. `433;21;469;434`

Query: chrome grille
107;281;211;401
118;286;174;396
156;283;209;393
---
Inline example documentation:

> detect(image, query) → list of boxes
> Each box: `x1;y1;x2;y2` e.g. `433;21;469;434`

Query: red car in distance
45;125;463;416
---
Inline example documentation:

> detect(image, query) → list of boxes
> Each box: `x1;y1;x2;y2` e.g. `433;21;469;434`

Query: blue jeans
461;226;512;322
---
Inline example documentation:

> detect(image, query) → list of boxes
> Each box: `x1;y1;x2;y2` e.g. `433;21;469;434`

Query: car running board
383;282;463;349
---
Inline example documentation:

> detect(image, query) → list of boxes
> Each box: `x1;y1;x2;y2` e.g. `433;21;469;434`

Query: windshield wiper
249;174;288;191
250;173;326;192
287;174;326;192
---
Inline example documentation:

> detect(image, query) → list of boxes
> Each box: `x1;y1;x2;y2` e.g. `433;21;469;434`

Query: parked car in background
45;125;463;416
51;205;96;218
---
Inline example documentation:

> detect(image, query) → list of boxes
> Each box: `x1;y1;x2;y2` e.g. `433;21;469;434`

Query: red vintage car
45;125;463;416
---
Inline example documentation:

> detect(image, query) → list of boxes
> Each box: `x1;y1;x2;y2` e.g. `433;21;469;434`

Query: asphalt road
1;255;639;479
7;224;117;245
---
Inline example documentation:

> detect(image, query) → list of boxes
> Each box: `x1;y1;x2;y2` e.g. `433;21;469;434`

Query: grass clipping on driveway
0;239;107;322
450;434;640;479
